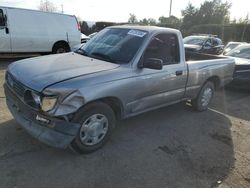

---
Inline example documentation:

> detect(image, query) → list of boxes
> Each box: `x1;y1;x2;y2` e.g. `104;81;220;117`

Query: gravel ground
0;58;249;188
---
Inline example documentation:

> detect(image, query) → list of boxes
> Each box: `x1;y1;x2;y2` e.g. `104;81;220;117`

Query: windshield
76;28;148;64
224;43;240;52
225;45;250;59
183;36;206;45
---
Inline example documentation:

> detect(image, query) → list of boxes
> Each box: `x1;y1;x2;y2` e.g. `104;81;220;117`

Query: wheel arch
74;97;125;121
52;40;70;53
206;76;221;90
192;75;220;100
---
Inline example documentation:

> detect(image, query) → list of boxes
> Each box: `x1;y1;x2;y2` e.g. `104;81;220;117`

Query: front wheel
191;81;215;111
70;102;116;154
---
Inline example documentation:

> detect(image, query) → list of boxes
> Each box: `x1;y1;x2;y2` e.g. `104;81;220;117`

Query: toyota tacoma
5;26;235;153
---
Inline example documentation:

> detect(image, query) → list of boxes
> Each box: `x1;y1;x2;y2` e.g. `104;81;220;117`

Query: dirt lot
0;58;250;188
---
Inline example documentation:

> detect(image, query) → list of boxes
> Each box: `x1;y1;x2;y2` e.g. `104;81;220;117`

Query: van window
143;33;180;65
0;9;5;27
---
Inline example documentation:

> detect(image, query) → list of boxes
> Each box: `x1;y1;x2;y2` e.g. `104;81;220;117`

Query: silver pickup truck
4;26;235;153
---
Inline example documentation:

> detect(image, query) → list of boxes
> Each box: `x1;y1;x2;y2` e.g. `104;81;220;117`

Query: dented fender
54;90;85;116
43;88;85;116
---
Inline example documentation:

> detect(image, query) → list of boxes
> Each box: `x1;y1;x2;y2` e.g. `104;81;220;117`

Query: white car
88;32;98;38
81;33;90;43
0;6;81;54
223;42;246;55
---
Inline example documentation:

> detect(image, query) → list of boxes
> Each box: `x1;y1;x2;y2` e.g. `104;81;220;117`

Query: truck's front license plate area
35;115;50;124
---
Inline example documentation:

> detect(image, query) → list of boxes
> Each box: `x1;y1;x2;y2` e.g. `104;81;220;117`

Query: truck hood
8;53;120;92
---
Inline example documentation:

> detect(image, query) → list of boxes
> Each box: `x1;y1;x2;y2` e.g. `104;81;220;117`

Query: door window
205;39;212;46
212;39;219;46
143;33;180;65
0;9;6;27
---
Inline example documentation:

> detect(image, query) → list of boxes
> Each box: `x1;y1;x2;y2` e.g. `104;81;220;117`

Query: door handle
5;27;9;34
176;70;183;76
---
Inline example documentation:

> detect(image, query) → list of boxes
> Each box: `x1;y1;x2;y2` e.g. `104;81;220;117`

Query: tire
70;102;116;154
191;81;215;111
52;43;69;54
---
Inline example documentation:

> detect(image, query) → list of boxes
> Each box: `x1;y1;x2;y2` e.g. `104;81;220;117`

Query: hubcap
56;48;66;53
201;87;212;107
79;114;108;146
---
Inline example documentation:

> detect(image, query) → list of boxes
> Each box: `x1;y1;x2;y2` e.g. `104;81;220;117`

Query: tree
128;13;138;24
158;16;181;28
241;13;249;41
138;18;157;26
148;18;157;25
81;21;89;35
95;22;116;31
238;14;249;24
181;0;231;31
139;18;149;25
197;0;231;24
181;3;199;30
91;24;97;33
38;0;57;12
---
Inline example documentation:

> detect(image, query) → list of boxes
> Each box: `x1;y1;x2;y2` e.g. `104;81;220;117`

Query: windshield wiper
91;52;117;64
76;48;89;57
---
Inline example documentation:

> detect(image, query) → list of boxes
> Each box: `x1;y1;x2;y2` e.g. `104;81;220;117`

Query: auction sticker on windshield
128;30;147;37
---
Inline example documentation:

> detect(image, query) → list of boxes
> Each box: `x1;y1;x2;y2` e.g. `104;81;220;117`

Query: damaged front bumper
4;83;81;149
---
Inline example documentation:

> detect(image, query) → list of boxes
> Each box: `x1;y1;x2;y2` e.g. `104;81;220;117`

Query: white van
0;6;81;54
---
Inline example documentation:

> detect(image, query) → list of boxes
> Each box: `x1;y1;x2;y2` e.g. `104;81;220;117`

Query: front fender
53;90;85;116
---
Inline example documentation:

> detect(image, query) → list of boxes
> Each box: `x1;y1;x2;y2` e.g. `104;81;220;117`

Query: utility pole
45;0;48;11
169;0;172;17
61;4;64;14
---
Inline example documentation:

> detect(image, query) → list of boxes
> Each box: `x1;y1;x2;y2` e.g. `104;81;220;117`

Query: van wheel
52;43;69;54
70;102;116;154
191;81;215;111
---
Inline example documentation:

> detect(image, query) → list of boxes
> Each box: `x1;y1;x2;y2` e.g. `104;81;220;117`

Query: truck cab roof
107;25;180;34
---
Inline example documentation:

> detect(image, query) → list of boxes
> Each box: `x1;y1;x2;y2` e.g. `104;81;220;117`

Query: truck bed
184;51;235;99
185;51;226;61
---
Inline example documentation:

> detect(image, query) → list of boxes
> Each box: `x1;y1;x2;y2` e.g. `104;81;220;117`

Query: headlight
41;96;57;112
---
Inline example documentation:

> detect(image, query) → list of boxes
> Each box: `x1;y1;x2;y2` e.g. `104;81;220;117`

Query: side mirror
142;58;163;70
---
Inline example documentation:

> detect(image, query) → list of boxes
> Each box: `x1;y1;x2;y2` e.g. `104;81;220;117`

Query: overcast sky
0;0;249;22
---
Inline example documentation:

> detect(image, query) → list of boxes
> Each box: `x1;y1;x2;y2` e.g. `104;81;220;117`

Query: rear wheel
191;81;215;111
70;102;116;154
52;43;69;54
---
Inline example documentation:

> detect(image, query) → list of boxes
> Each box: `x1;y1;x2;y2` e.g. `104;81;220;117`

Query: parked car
224;44;250;89
88;32;98;38
72;33;97;51
0;6;81;54
4;26;235;153
223;41;246;55
184;34;224;55
81;33;90;43
73;33;93;51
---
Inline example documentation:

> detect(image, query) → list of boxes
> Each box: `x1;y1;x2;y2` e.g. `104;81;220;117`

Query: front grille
6;72;26;98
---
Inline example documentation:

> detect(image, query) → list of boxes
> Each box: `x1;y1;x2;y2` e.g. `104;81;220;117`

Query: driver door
129;33;187;114
0;8;11;52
